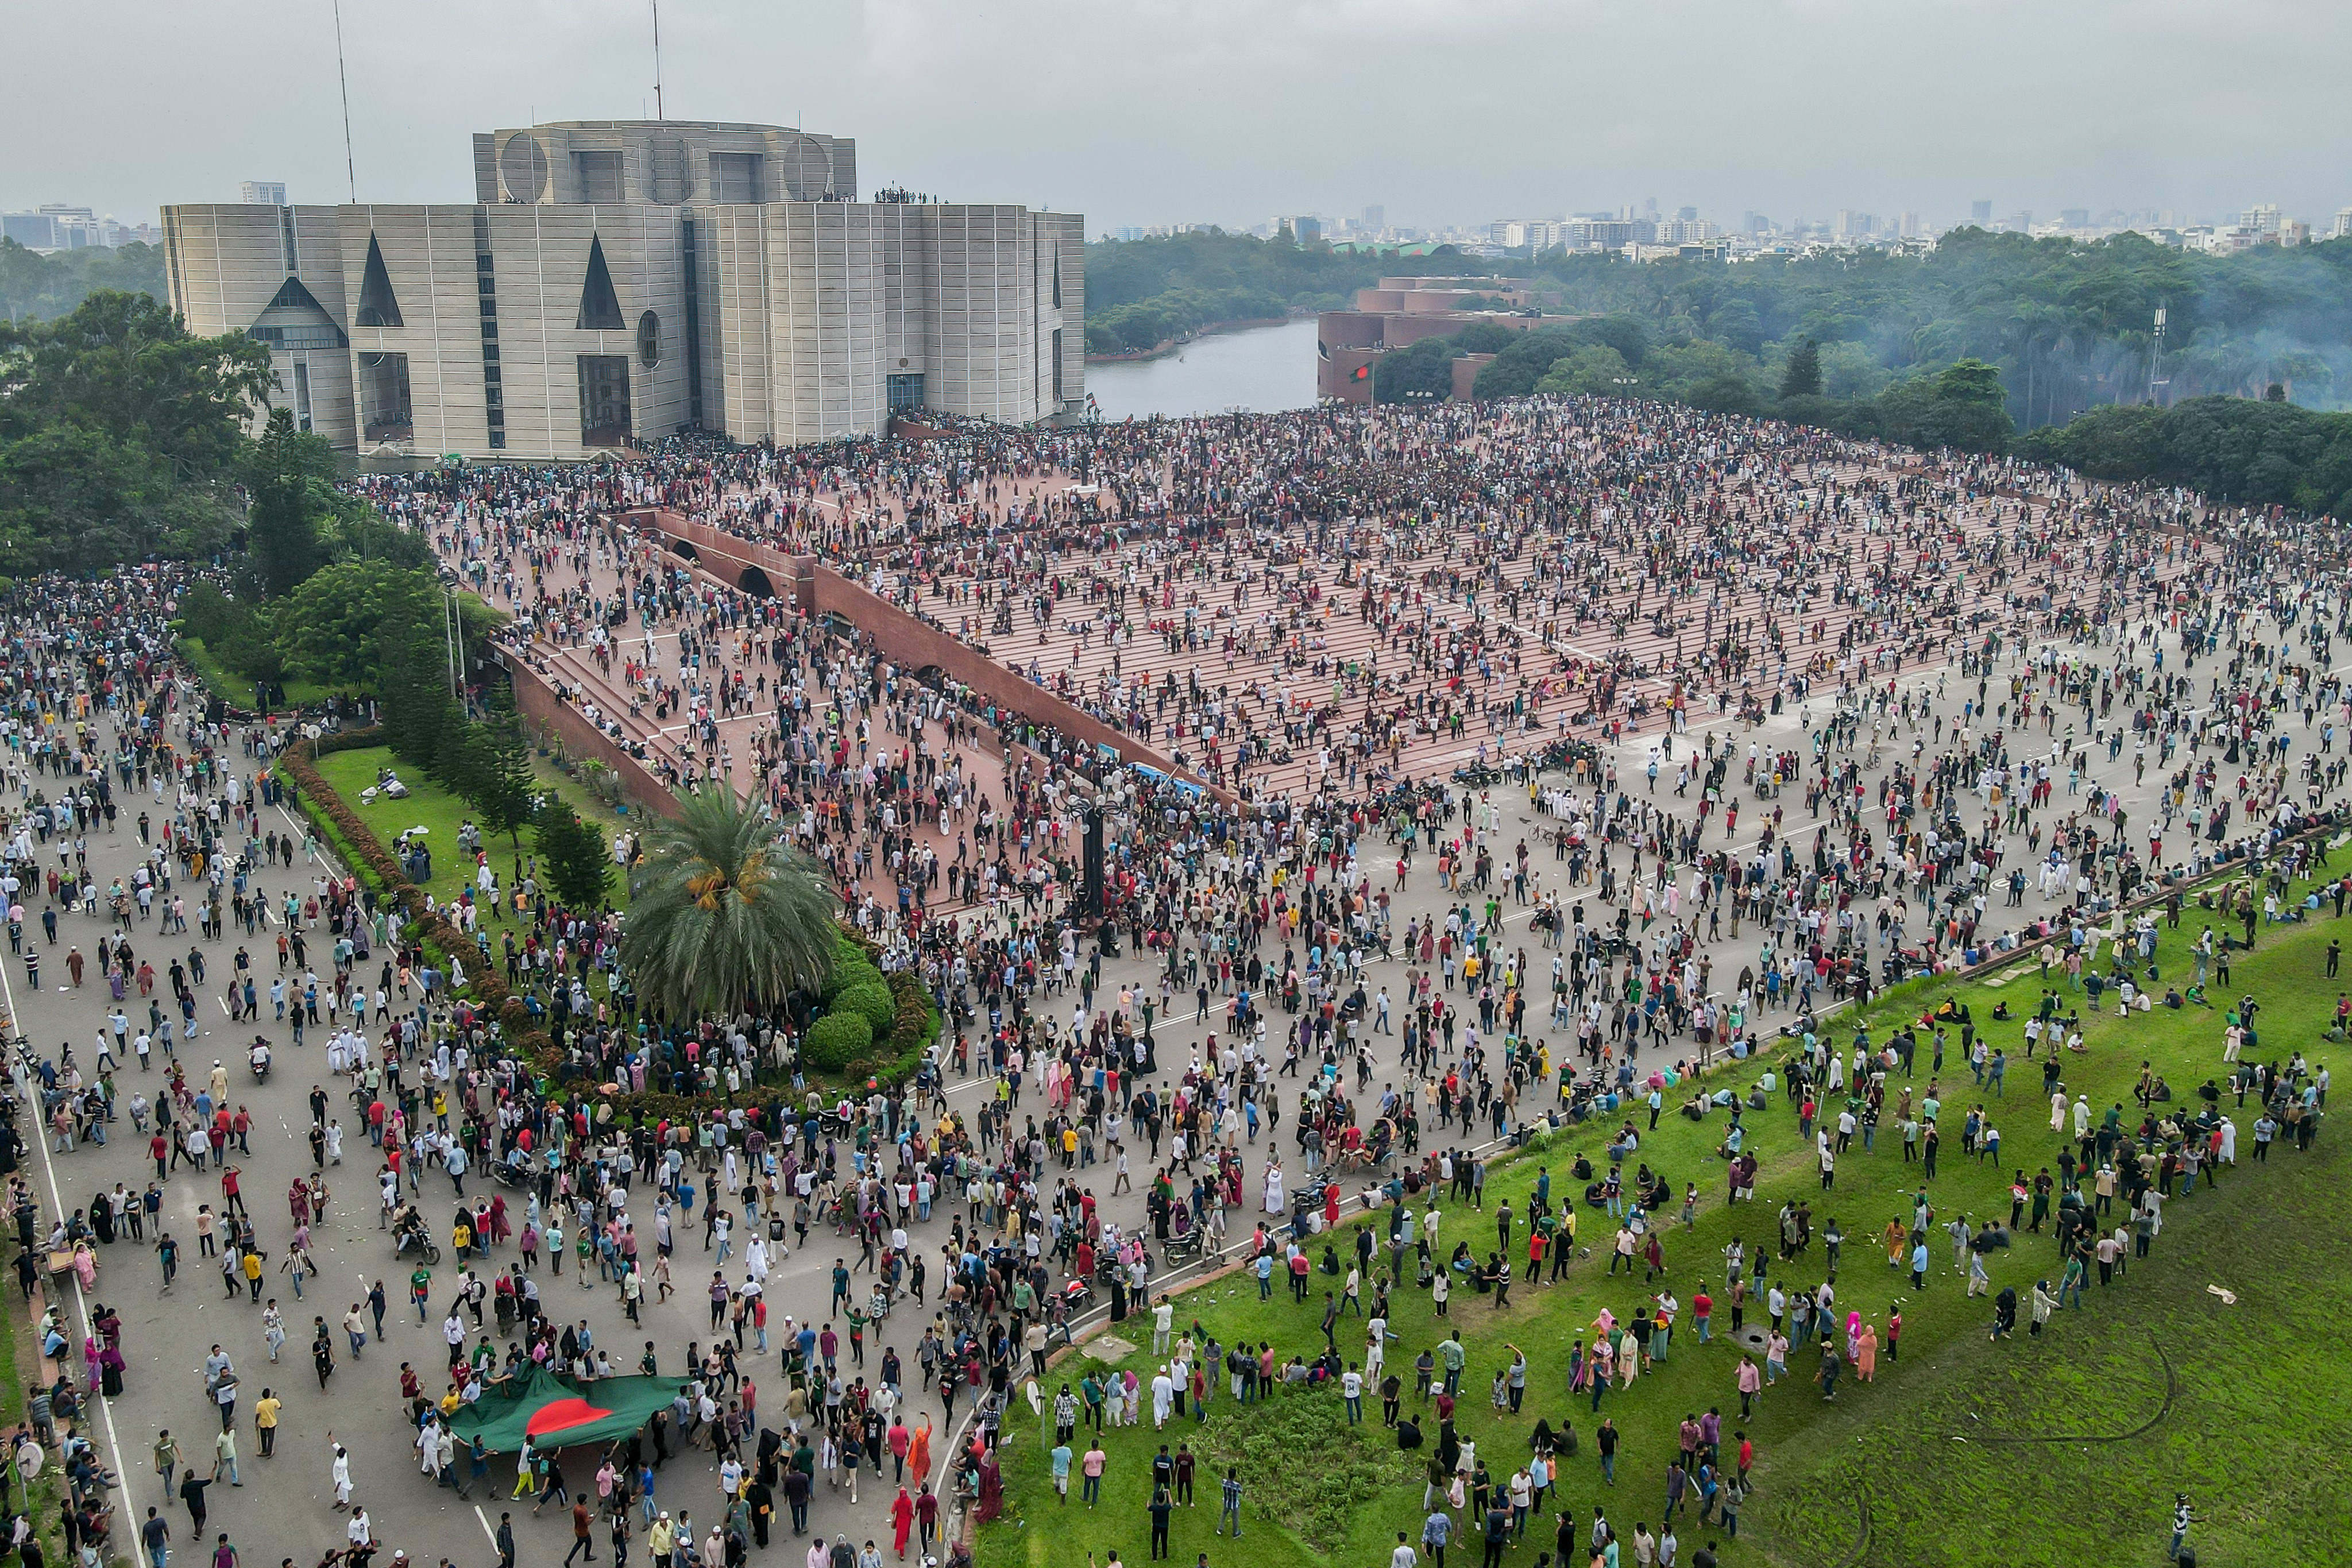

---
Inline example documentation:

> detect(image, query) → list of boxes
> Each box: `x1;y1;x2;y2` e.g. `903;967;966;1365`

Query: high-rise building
1361;204;1384;232
1;212;58;248
5;206;153;249
164;118;1085;459
1970;200;1993;226
2332;208;2352;241
240;181;288;207
2060;207;2090;229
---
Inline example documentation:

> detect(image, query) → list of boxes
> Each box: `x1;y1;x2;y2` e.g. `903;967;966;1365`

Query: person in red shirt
150;1132;171;1181
1692;1288;1713;1343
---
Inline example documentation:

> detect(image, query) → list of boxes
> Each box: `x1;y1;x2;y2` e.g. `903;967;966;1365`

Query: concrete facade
163;121;1083;460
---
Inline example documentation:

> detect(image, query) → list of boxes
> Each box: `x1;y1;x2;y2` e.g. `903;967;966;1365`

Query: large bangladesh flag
448;1365;685;1453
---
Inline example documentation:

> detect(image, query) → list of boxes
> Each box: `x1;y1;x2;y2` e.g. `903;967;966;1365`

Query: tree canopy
2019;397;2352;518
621;787;839;1022
0;238;168;325
0;291;271;572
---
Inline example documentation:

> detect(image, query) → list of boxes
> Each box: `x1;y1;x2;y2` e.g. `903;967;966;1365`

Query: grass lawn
177;636;334;710
980;849;2352;1568
310;743;634;913
0;1281;67;1565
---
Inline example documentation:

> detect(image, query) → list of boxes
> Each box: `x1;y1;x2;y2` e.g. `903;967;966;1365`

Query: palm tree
620;786;838;1022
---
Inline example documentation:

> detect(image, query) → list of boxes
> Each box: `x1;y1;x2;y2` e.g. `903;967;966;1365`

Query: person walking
179;1470;211;1540
154;1431;184;1497
566;1497;597;1564
1216;1468;1243;1538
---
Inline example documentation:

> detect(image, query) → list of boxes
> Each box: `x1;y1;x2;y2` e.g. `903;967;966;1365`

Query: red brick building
1316;276;1567;404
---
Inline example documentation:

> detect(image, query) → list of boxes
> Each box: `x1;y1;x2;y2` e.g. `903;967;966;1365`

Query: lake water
1085;318;1319;420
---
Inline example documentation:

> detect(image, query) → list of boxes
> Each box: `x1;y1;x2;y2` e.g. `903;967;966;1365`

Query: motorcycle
248;1040;272;1083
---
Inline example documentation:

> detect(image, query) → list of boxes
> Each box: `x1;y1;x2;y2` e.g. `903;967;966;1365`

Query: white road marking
0;941;142;1530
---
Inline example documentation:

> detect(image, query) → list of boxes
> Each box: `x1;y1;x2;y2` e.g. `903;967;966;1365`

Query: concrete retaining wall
626;507;1225;799
503;650;682;821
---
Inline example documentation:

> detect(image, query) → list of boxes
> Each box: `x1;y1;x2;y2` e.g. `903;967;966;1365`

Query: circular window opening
637;310;661;369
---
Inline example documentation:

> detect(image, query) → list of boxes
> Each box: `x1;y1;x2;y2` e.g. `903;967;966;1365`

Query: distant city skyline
1110;199;2351;257
3;1;2349;241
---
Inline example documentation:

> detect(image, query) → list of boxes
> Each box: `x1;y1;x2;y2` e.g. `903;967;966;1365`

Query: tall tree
243;407;325;597
536;805;613;912
469;703;542;874
278;560;440;688
619;786;837;1024
1778;338;1823;399
0;289;268;572
377;600;459;773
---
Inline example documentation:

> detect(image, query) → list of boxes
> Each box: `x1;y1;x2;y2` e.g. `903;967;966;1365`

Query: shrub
805;1012;872;1072
824;940;887;1006
835;982;896;1038
177;582;235;645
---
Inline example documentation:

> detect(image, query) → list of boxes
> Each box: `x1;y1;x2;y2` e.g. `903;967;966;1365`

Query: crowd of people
1;389;2346;1568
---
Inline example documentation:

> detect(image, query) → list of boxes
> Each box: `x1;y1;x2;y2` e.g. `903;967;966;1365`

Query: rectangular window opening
358;352;414;446
578;354;632;447
573;150;625;204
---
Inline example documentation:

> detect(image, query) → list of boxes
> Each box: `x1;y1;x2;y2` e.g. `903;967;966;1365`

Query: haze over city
5;0;2348;235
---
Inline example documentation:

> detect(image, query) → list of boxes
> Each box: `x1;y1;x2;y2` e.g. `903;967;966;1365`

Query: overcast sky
8;0;2347;235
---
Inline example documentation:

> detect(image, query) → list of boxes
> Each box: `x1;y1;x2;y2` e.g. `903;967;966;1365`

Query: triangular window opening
268;275;328;314
577;235;625;331
354;233;403;328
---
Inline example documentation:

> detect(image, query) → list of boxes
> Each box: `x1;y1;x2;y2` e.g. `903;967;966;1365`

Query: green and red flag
448;1365;683;1453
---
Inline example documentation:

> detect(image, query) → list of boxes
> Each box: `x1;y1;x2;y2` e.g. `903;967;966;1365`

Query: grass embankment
0;1280;67;1565
177;636;332;710
308;744;632;913
981;854;2352;1568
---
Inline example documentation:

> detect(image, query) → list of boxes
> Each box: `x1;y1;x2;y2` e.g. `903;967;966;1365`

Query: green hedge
805;1012;874;1072
833;981;895;1037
